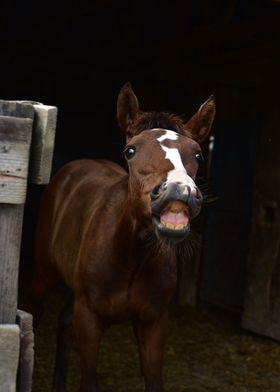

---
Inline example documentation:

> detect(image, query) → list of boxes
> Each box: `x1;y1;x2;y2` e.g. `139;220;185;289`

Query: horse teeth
175;224;185;230
161;222;185;230
170;209;180;213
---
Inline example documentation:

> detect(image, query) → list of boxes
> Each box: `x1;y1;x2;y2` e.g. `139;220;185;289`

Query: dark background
3;0;279;314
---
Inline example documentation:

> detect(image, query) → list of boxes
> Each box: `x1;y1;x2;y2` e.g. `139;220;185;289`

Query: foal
26;82;215;392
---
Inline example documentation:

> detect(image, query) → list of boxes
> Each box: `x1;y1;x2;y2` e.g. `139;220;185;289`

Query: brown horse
25;82;215;392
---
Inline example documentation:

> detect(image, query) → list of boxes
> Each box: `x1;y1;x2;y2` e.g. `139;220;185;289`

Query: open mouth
153;200;190;238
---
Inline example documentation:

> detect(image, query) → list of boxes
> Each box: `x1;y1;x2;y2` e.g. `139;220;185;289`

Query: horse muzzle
150;182;203;240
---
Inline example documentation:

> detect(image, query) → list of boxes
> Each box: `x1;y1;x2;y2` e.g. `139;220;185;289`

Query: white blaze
156;129;196;191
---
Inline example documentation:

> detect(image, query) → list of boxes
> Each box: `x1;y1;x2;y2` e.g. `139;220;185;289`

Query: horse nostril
186;186;191;197
186;186;201;201
193;187;202;200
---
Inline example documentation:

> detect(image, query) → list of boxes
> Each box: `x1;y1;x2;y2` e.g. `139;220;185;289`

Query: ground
32;286;280;392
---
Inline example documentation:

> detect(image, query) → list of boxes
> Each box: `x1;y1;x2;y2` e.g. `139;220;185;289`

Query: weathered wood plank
0;324;20;392
0;101;34;120
0;205;24;323
8;101;58;184
0;102;35;324
16;310;34;392
29;104;58;184
0;100;38;392
0;116;33;204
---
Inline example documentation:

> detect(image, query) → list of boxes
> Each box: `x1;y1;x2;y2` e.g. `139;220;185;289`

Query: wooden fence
0;100;57;392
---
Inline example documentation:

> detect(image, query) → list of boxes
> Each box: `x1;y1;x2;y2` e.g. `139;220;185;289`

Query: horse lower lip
159;220;189;231
152;216;190;239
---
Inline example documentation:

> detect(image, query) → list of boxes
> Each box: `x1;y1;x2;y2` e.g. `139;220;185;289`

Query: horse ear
117;82;139;134
183;95;216;143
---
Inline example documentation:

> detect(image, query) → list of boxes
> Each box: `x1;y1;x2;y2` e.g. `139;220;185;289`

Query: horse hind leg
52;295;74;392
22;255;61;330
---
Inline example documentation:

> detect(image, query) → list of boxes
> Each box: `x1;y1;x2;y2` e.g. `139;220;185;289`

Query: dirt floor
31;286;280;392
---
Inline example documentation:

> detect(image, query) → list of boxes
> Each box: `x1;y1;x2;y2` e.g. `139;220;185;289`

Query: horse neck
116;205;176;267
111;180;178;270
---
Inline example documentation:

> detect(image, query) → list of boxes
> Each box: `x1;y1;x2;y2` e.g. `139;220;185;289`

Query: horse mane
133;111;188;136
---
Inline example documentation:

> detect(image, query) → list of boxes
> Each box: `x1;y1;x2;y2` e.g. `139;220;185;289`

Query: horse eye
195;152;203;162
124;146;136;160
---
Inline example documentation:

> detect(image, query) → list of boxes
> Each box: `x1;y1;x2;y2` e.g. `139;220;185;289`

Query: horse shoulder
35;159;128;288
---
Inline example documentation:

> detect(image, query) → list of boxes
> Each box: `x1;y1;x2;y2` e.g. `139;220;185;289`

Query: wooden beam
8;101;58;184
0;324;20;392
27;103;57;184
0;102;34;324
0;116;33;204
16;310;34;392
0;99;56;392
0;204;25;323
0;101;34;120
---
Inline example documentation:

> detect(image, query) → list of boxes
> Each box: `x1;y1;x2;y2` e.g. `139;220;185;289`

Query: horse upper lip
151;189;189;217
151;182;202;220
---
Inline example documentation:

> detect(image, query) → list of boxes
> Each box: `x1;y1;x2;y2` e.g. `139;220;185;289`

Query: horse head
117;82;215;242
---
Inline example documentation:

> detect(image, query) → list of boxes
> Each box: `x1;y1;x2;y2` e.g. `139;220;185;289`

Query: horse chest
85;259;177;322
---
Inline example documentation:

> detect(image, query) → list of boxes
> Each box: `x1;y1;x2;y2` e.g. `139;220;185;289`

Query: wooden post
0;102;34;392
29;103;58;184
0;325;20;392
12;101;58;184
0;99;57;391
16;310;34;392
0;115;34;322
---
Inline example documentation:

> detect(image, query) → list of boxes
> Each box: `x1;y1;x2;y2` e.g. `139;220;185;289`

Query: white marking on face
156;129;197;192
157;129;178;142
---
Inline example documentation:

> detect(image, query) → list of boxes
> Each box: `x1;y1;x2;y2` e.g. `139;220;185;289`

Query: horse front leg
73;298;105;392
133;311;169;392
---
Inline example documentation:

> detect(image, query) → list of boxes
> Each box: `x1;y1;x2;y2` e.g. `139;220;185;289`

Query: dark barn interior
2;0;280;390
